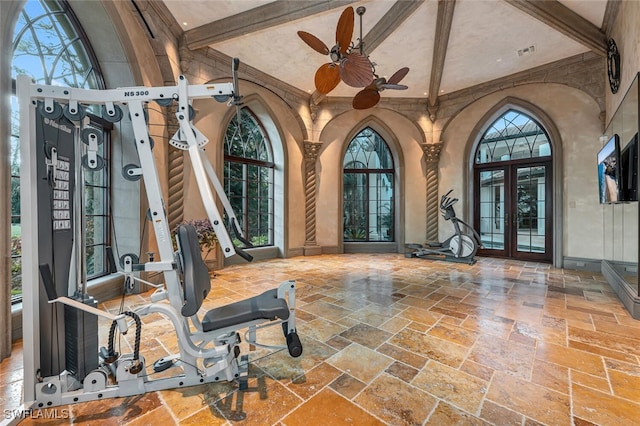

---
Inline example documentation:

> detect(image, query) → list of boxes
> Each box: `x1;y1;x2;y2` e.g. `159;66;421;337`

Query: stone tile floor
2;254;640;425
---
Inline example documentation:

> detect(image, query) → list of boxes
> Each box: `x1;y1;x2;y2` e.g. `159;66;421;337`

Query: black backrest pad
177;224;211;317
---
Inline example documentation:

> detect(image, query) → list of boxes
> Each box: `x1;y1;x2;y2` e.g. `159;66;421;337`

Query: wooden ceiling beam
185;0;358;50
504;0;607;56
360;0;424;54
428;0;456;109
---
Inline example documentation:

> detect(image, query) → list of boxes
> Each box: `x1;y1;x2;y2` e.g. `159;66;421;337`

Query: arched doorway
473;109;553;262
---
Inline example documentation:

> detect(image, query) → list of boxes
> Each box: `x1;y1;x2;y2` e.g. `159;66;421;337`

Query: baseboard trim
602;260;640;319
344;242;398;253
562;257;602;272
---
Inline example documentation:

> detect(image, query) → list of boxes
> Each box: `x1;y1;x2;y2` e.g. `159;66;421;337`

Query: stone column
422;142;443;243
303;141;322;256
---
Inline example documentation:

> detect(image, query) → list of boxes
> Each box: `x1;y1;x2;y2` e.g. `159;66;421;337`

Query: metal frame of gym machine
16;59;300;411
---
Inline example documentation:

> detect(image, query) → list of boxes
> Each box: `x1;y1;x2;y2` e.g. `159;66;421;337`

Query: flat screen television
620;133;638;202
598;134;621;204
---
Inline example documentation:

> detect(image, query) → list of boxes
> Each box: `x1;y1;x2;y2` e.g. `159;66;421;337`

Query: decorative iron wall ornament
607;38;621;94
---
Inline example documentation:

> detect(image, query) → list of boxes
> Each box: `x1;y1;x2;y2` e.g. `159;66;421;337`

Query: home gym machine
17;58;302;411
405;190;482;265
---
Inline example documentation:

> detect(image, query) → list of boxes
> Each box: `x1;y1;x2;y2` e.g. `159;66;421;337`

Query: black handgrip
231;218;253;248
39;263;58;301
106;246;117;273
286;331;303;358
232;58;241;99
234;246;254;262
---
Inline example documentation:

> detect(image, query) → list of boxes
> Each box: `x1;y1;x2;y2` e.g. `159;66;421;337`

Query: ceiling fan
297;6;409;109
353;66;409;110
297;6;373;95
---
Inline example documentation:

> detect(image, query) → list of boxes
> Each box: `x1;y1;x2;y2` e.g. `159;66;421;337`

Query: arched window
223;107;274;247
474;109;552;261
475;109;551;164
343;127;394;242
11;0;108;300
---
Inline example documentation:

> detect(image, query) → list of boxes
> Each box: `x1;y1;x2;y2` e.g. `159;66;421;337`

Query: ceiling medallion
607;38;621;94
297;6;410;109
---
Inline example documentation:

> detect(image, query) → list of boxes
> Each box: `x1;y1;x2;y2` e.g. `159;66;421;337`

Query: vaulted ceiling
163;0;615;107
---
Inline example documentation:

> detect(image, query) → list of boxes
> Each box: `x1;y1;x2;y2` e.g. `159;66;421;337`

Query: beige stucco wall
316;108;426;252
440;83;603;260
187;79;306;257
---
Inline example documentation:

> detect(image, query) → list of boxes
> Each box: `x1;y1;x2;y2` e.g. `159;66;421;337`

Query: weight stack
64;292;99;382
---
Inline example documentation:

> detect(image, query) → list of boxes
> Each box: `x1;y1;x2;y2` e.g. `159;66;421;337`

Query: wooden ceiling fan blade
380;83;408;90
298;31;329;55
387;67;410;85
336;6;354;54
340;53;374;88
315;63;341;94
353;89;381;110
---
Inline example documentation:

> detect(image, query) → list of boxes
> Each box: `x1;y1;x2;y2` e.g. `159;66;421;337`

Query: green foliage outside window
224;108;274;247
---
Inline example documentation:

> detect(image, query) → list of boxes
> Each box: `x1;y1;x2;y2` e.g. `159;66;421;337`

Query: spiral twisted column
304;141;323;255
423;143;443;242
165;110;184;232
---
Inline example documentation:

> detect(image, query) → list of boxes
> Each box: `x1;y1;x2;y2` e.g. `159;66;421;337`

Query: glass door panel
344;173;367;241
515;166;546;254
513;164;551;260
478;169;506;257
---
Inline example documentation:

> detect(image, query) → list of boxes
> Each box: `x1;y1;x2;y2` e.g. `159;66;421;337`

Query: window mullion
242;163;248;238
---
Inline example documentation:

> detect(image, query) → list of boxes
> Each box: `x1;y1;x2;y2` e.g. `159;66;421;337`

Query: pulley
155;97;174;107
214;94;230;103
81;154;105;171
119;253;140;270
83;367;108;392
102;103;123;123
37;100;63;120
63;102;86;121
122;164;142;181
81;127;103;145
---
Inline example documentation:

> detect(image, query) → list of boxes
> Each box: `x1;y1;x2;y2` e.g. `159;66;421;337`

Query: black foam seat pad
202;289;290;332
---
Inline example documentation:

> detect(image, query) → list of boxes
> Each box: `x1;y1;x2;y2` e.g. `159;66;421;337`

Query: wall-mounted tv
620;133;638;202
598;134;620;204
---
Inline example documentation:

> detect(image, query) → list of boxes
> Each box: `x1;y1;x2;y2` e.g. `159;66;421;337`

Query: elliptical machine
406;190;482;265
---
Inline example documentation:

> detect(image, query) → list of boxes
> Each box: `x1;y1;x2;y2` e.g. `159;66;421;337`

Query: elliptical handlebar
440;189;458;212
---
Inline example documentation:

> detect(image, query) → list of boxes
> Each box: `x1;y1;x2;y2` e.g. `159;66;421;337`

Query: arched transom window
343;127;394;242
223;107;274;247
475;109;551;164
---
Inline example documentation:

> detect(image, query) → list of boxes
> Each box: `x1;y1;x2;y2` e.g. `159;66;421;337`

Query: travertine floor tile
5;254;640;425
281;388;385;425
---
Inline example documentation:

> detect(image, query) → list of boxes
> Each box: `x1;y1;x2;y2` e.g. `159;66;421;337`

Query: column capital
304;141;323;162
422;142;443;164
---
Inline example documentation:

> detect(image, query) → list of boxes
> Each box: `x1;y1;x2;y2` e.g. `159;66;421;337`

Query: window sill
224;246;279;265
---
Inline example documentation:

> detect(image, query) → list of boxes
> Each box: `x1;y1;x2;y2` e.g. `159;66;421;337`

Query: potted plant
176;219;218;270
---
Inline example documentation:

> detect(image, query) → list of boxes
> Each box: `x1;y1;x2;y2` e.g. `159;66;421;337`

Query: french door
475;160;552;262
